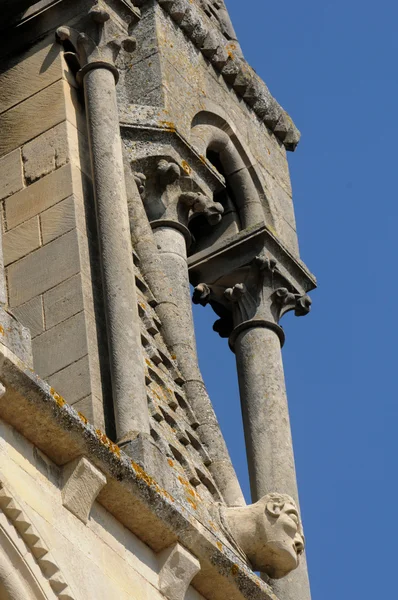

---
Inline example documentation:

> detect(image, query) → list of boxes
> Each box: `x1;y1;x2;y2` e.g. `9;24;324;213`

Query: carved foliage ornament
192;254;311;340
56;3;136;83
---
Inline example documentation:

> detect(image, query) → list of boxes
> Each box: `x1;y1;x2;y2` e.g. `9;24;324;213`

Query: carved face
257;495;305;578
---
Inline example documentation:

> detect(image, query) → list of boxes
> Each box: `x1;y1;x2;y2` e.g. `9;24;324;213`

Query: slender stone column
193;256;312;598
56;6;149;443
234;325;297;502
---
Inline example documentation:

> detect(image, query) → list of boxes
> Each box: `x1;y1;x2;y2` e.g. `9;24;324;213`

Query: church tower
0;1;315;599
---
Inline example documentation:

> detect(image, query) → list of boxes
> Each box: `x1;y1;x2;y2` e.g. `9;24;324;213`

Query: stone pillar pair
56;4;148;443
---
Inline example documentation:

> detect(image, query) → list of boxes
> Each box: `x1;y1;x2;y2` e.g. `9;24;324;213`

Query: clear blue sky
192;1;397;597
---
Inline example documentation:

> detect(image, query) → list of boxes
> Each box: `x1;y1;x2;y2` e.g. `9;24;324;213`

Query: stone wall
0;36;106;428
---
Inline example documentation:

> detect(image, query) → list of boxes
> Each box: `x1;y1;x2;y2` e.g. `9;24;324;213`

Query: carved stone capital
220;493;305;579
192;252;311;345
56;3;136;84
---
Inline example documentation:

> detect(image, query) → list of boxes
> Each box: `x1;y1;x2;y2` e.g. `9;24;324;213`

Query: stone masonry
0;1;316;599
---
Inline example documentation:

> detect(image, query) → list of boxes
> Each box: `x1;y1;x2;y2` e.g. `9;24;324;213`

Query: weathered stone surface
62;456;106;524
158;543;201;600
0;149;24;200
40;195;76;245
48;355;92;404
43;274;84;331
0;37;64;115
3;216;41;266
7;229;81;307
12;295;44;339
4;164;80;230
32;311;88;378
0;80;80;158
22;120;90;183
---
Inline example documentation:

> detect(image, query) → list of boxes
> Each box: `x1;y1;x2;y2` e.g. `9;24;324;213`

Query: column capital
192;251;311;348
133;158;223;247
56;3;137;84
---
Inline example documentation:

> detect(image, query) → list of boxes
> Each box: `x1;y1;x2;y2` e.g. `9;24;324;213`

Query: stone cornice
0;343;279;600
134;0;300;151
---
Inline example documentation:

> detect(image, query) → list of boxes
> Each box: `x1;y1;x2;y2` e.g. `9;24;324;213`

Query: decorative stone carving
158;543;200;600
192;253;311;346
62;456;107;524
143;0;301;149
0;478;77;599
56;2;136;80
135;156;224;245
220;493;305;579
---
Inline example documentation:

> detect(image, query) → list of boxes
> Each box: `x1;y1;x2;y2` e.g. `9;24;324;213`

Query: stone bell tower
0;1;315;600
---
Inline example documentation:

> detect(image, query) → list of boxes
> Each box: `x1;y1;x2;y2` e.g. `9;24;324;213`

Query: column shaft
235;325;311;600
153;225;245;506
83;67;149;441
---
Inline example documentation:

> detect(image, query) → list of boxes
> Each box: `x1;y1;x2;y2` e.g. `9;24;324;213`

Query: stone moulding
0;477;77;600
134;0;301;150
0;344;279;600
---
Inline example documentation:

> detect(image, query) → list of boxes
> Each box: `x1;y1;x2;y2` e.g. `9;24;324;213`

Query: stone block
3;216;41;266
4;163;81;230
40;195;76;245
7;229;81;307
0;306;33;366
12;296;44;339
43;274;84;331
62;456;106;524
0;37;63;115
0;78;84;159
22;121;91;184
158;543;201;600
72;395;105;430
48;355;92;404
0;149;24;201
32;311;88;378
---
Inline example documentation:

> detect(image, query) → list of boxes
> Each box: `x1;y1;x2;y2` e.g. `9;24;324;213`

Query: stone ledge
0;343;280;600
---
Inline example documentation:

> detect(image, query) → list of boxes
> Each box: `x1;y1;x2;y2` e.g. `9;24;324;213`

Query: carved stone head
222;493;305;579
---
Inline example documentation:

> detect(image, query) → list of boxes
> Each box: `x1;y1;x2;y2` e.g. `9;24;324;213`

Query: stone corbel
61;456;107;524
158;543;200;600
220;493;305;580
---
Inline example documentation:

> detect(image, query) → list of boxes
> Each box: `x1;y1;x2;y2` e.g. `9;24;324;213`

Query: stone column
56;5;149;443
193;255;312;598
135;158;245;506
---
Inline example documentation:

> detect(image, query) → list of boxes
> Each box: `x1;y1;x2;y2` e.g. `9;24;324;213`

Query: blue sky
192;1;398;597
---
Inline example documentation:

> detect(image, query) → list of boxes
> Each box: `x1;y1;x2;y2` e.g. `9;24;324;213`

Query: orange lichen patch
187;497;197;510
217;542;223;551
181;160;192;175
209;521;218;532
95;429;121;457
199;154;206;165
167;458;174;467
131;461;175;503
50;387;66;407
159;120;176;132
77;412;88;425
231;564;239;576
0;325;4;336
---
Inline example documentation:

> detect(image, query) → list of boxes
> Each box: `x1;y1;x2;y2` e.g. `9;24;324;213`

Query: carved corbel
56;3;137;83
61;457;107;524
158;543;200;600
220;493;305;579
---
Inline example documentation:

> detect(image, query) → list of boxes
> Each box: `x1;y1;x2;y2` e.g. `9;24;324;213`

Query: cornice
133;0;301;151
